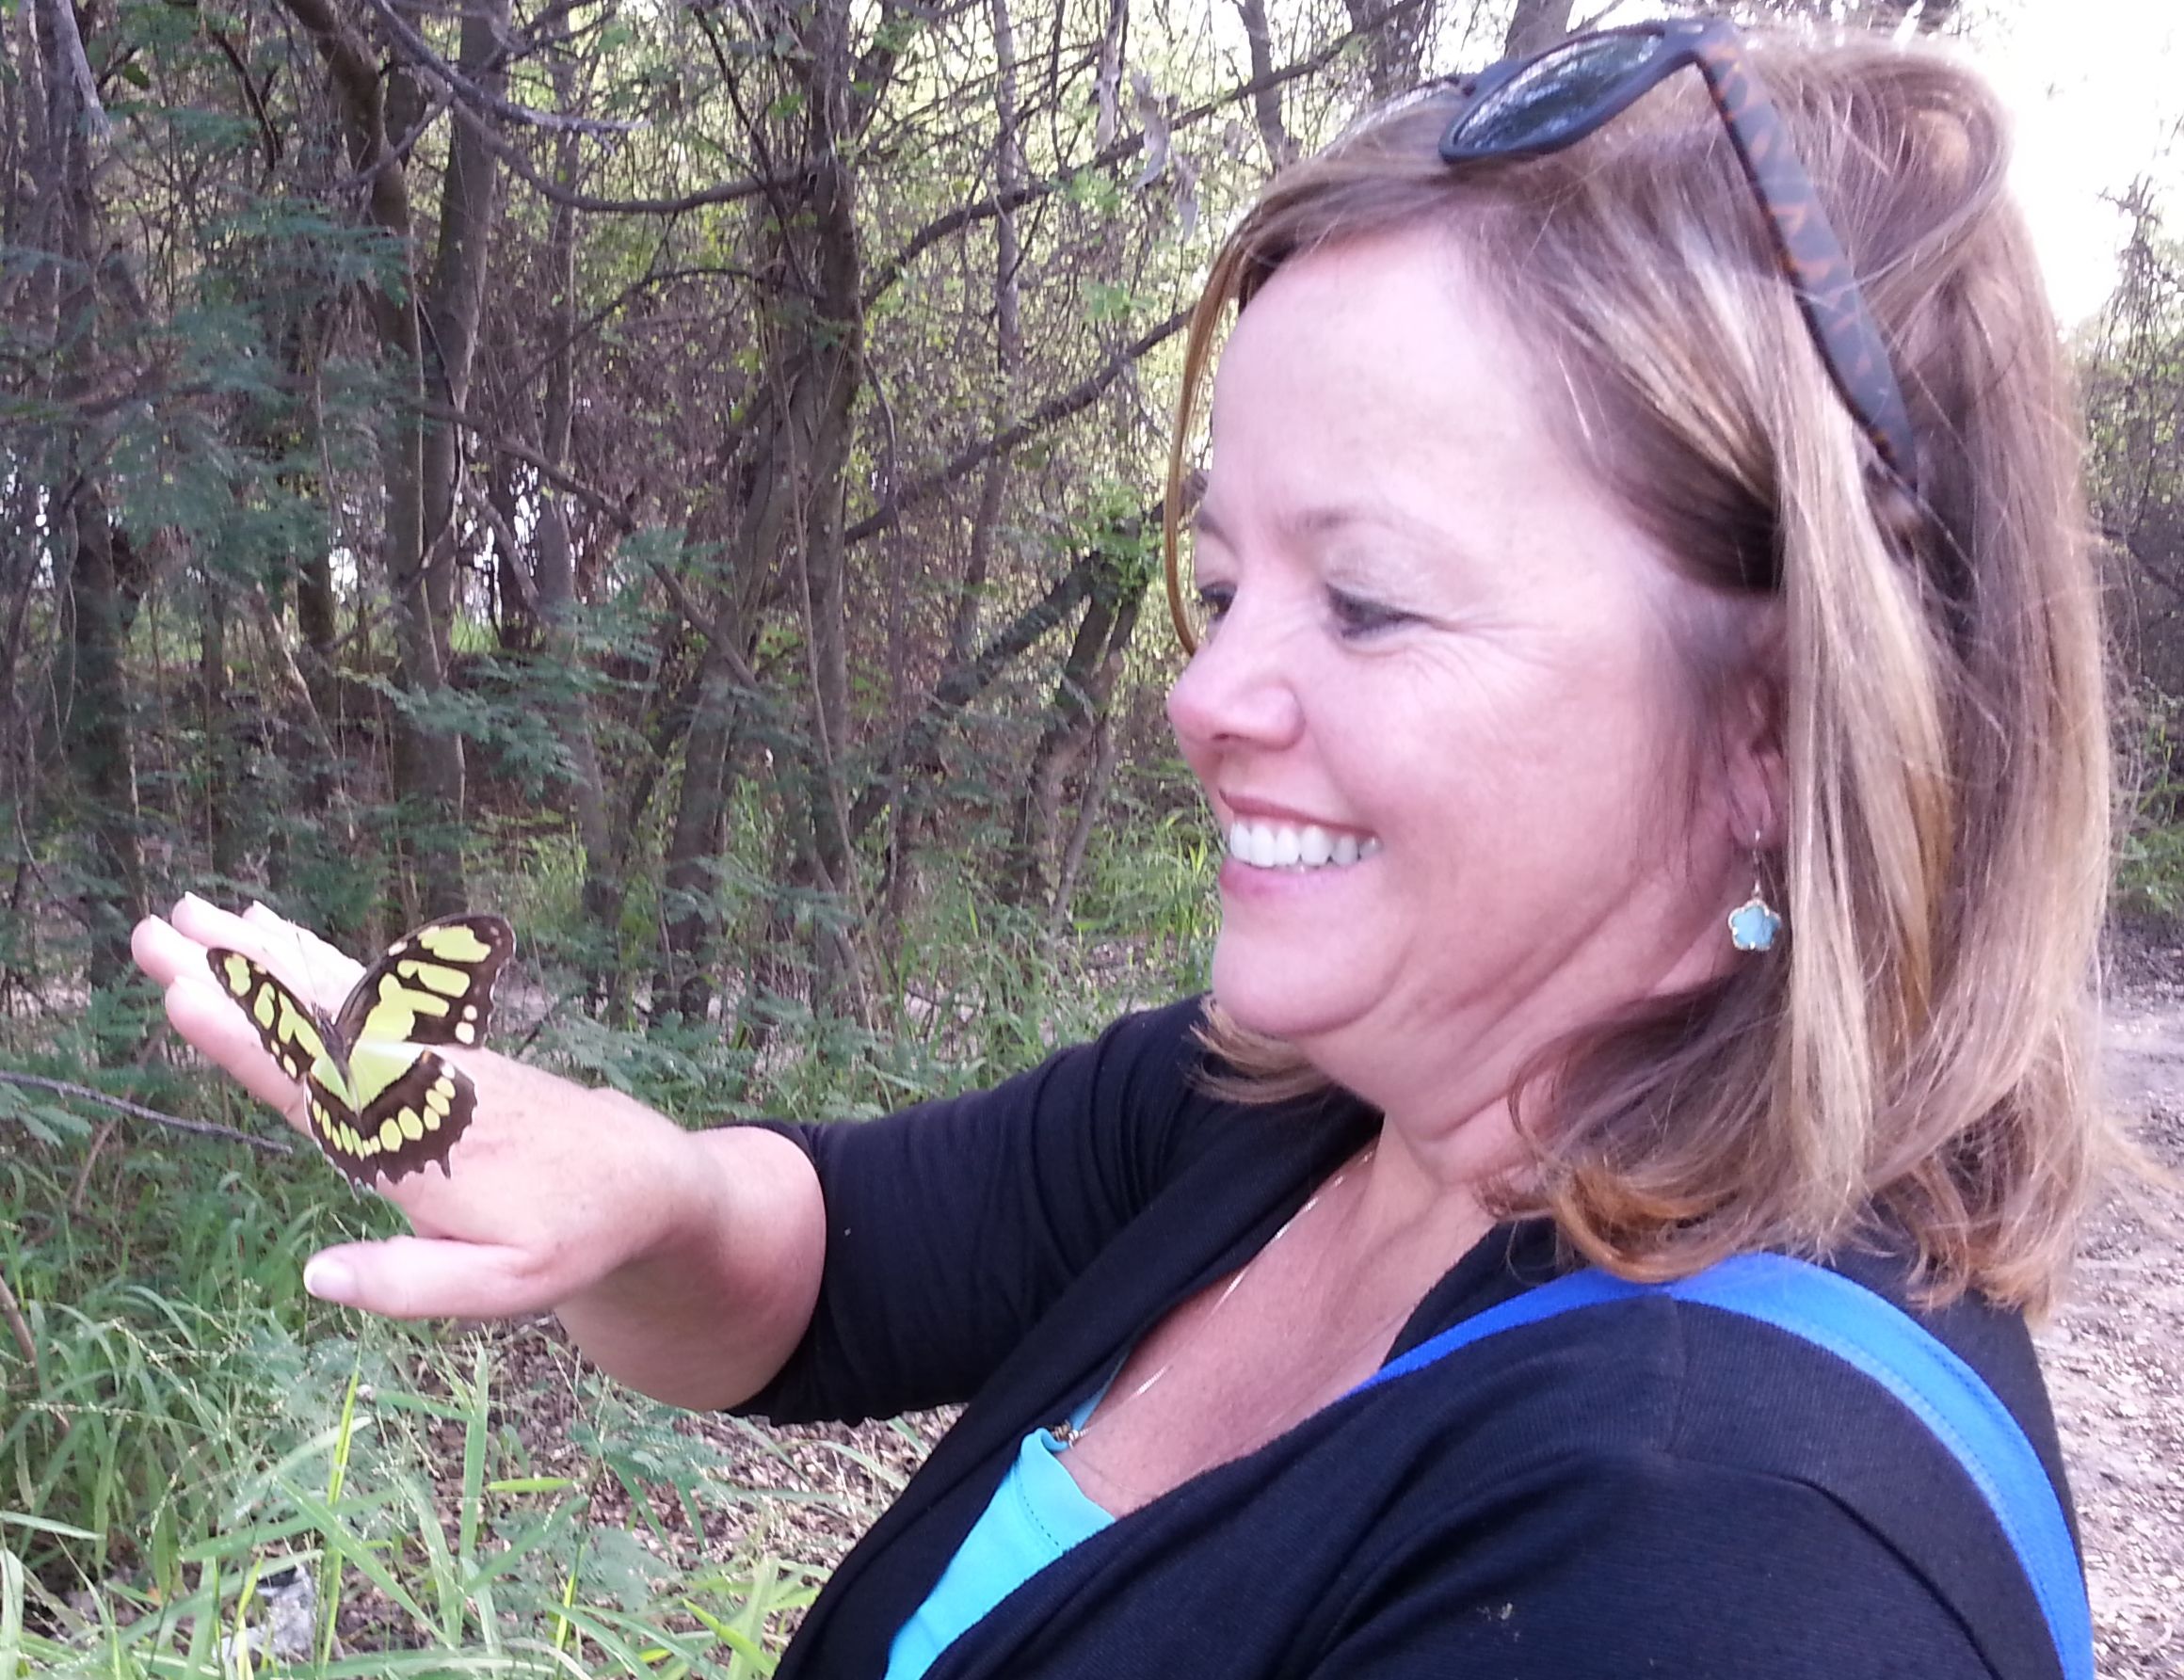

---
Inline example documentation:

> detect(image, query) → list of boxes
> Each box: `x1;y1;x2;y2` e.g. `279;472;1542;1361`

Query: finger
131;912;203;989
169;894;361;1010
241;902;363;993
163;970;315;1121
303;1237;562;1321
169;892;279;957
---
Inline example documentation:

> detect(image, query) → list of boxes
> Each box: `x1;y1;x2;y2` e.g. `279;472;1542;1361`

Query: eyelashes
1193;582;1411;640
1327;588;1412;636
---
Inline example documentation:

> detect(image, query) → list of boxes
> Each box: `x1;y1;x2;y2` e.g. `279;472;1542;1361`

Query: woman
134;19;2106;1679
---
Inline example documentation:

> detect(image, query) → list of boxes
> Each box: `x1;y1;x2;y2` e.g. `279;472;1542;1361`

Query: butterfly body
209;915;513;1186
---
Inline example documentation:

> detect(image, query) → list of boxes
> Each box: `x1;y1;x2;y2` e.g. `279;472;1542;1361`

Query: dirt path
2048;963;2184;1678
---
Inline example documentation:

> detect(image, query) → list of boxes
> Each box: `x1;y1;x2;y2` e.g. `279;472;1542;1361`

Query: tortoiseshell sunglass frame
1438;16;1920;495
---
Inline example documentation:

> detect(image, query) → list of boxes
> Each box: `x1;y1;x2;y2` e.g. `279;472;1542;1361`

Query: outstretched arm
132;896;825;1410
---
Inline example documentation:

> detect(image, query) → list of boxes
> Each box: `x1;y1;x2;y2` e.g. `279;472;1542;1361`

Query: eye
1328;587;1411;637
1194;582;1235;627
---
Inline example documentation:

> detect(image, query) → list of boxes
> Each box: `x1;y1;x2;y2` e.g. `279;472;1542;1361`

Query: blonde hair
1166;33;2112;1313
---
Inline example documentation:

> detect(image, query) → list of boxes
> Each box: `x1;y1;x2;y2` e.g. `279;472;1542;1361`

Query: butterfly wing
206;947;386;1184
332;915;514;1052
207;948;346;1089
323;1042;475;1185
209;915;511;1188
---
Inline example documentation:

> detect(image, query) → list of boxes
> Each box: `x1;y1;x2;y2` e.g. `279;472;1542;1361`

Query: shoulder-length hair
1166;32;2111;1314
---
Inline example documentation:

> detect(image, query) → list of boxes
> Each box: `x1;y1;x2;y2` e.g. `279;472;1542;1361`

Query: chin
1208;946;1366;1050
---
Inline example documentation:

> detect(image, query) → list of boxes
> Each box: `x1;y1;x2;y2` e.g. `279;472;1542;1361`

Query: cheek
1379;648;1691;857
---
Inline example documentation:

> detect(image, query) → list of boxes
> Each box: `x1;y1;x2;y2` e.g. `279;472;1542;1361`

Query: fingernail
304;1256;357;1304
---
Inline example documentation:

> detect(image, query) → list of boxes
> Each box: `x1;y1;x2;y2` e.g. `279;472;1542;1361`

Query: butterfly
206;915;514;1187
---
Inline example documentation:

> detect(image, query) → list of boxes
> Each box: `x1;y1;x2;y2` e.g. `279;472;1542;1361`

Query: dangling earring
1726;832;1782;953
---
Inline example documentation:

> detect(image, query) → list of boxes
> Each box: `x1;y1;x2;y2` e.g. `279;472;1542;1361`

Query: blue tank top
882;1380;1116;1680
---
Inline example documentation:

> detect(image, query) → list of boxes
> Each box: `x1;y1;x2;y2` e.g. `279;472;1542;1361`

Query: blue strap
1352;1253;2091;1680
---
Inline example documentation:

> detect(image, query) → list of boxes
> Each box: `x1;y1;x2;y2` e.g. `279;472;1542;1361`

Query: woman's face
1167;231;1755;1121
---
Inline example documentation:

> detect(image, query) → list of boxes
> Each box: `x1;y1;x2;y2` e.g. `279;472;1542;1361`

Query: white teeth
1226;819;1379;872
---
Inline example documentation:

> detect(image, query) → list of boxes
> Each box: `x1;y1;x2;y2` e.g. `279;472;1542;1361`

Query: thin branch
414;399;633;530
360;0;640;134
0;1070;295;1155
849;548;1100;835
440;83;787;216
843;307;1190;547
463;477;540;617
499;262;780;397
861;0;1427;306
205;24;282;173
645;562;769;703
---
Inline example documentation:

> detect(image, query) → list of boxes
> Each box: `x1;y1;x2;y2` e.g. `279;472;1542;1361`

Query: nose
1165;595;1306;754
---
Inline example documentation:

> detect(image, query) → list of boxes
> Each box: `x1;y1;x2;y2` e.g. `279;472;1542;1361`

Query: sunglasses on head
1437;16;1919;496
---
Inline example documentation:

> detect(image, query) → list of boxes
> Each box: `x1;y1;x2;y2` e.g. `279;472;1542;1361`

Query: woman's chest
1053;1224;1440;1515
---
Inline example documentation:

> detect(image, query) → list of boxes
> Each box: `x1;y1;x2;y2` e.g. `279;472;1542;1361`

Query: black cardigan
738;997;2076;1680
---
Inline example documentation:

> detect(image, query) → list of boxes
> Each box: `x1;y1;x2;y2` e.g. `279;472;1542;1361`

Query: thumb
304;1237;553;1321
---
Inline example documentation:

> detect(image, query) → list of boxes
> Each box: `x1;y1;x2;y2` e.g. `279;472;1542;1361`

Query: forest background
5;0;2184;1672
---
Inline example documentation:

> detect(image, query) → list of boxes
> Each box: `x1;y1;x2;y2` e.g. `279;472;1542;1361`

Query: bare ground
2052;931;2184;1677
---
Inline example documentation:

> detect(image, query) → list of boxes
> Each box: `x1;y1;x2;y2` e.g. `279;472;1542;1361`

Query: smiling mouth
1226;820;1383;872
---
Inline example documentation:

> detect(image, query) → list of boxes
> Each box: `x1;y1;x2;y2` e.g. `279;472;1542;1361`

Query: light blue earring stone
1728;896;1782;952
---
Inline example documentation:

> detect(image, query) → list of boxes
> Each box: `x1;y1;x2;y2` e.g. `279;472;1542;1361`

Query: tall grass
2;1148;866;1676
0;803;1220;1674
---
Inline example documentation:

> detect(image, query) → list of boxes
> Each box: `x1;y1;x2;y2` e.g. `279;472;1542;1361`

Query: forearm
554;1125;826;1410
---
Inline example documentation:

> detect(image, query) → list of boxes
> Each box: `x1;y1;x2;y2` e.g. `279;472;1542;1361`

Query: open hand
131;896;718;1322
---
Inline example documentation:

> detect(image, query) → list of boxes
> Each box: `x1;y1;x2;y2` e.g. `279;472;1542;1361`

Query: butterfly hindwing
206;914;511;1188
307;1048;475;1187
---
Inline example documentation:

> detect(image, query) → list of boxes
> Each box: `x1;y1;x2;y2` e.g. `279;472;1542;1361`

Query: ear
1722;612;1787;854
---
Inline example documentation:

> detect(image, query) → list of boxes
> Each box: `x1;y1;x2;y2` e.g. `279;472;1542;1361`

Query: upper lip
1217;793;1367;834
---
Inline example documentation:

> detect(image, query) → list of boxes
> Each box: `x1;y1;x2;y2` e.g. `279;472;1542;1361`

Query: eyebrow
1192;499;1451;552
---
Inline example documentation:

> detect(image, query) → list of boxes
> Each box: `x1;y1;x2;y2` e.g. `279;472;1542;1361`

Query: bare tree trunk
1344;0;1433;99
654;608;759;1026
1502;0;1575;57
1234;0;1294;168
38;0;147;995
201;581;245;888
655;442;774;1024
1049;712;1117;932
61;488;148;992
417;0;510;664
655;0;874;1026
524;71;623;1005
279;0;468;918
944;0;1028;674
1003;543;1144;911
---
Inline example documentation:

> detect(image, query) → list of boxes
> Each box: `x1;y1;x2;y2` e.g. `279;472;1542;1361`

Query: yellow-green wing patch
205;949;338;1089
208;914;510;1189
306;1050;474;1187
334;915;513;1050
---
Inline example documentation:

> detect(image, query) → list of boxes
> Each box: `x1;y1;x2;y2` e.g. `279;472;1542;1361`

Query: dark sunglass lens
1453;36;1660;153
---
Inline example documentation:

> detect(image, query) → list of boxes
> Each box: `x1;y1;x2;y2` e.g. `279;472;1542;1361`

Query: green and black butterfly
206;915;514;1187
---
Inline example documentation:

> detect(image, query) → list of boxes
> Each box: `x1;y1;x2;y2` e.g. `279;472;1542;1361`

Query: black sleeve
1317;1451;1999;1680
733;997;1216;1425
